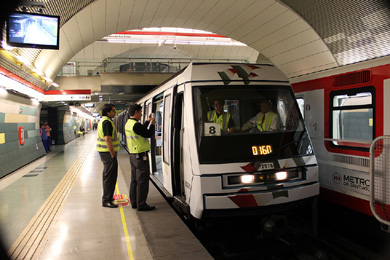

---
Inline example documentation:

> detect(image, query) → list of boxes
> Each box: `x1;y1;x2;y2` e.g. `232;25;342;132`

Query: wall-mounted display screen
7;11;60;50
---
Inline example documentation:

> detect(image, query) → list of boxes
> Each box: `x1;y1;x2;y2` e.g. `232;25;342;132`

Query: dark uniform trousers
129;153;150;208
99;152;118;203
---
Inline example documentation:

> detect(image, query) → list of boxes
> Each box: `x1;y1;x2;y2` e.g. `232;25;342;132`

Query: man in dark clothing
96;104;120;208
125;104;156;211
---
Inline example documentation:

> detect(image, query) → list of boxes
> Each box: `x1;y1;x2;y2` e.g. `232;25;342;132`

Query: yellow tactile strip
8;144;92;260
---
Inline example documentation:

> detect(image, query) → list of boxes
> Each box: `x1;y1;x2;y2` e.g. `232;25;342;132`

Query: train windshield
193;85;313;163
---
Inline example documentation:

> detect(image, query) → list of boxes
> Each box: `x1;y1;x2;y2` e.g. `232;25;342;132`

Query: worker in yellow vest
125;104;156;211
207;99;235;133
241;100;280;132
96;104;120;208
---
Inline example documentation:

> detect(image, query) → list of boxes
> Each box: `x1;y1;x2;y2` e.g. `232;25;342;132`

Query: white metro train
115;63;319;220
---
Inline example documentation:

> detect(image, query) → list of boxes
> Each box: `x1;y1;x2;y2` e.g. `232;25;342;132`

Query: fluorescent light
16;56;32;66
52;83;59;87
103;27;246;46
0;74;44;101
0;87;7;95
32;68;44;76
31;98;40;105
1;41;14;50
43;77;53;83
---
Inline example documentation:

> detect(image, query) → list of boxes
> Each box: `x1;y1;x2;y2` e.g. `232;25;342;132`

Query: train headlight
241;175;255;184
275;171;288;180
225;169;301;187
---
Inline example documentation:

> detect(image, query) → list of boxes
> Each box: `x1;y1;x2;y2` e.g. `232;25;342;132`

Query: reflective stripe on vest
207;110;230;131
125;119;151;154
45;125;51;136
96;116;120;152
256;112;276;131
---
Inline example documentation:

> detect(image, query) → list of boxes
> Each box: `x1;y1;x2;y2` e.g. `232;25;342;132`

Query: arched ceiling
13;0;390;82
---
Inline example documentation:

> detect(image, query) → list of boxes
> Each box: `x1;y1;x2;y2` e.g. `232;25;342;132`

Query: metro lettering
343;175;370;187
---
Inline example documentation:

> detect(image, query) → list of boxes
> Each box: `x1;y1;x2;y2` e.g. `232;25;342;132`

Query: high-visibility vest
96;116;120;152
45;125;51;136
256;111;277;131
207;110;230;131
125;119;151;154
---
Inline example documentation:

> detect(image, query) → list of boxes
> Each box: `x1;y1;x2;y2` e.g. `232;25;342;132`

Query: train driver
207;99;235;133
241;100;280;132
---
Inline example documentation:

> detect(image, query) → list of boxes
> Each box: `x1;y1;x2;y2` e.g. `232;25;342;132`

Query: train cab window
193;85;312;163
330;88;375;149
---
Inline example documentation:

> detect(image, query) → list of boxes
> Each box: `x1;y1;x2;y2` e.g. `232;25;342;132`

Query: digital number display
252;145;272;155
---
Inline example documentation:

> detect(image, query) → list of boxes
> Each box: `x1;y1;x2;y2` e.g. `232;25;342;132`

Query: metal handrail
369;135;390;226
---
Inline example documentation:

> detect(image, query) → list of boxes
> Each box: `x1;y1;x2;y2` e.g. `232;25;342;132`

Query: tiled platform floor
0;132;212;260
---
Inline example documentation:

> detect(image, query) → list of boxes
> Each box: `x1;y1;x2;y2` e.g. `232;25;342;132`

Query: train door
172;88;184;197
145;100;156;173
162;88;174;194
152;94;164;184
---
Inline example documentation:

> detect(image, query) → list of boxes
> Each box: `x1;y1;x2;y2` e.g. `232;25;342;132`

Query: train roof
185;63;289;84
138;63;290;104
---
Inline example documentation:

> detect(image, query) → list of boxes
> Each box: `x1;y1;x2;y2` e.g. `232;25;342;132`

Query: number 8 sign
204;123;221;136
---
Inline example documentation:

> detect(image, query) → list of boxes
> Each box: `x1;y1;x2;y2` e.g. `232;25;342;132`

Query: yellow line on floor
115;184;135;260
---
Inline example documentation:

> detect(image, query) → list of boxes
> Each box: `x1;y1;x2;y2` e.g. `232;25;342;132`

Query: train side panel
292;59;390;216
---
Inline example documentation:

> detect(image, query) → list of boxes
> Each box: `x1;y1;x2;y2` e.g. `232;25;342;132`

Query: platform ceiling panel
138;1;160;29
160;0;187;27
91;0;107;40
243;8;298;46
128;0;149;29
281;0;390;66
117;0;135;30
227;1;276;41
271;40;330;66
280;52;338;78
75;6;95;48
189;1;229;31
62;18;83;56
105;0;122;35
261;28;319;58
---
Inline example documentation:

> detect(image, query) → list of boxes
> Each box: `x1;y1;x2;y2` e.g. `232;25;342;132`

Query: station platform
0;132;213;260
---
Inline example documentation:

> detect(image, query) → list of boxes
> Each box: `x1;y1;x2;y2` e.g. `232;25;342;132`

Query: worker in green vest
207;99;235;133
241;99;280;132
96;104;120;208
125;104;156;211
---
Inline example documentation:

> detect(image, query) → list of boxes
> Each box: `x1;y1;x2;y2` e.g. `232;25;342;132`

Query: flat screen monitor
7;11;60;50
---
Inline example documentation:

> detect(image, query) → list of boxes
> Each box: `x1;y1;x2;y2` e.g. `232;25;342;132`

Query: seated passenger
207;99;235;133
241;100;280;132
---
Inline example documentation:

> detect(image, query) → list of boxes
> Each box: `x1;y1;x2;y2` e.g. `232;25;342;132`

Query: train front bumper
204;182;319;210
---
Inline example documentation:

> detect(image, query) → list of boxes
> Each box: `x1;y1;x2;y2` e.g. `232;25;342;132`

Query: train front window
193;85;313;163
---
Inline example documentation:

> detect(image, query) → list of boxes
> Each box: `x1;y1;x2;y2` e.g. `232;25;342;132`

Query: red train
291;56;390;228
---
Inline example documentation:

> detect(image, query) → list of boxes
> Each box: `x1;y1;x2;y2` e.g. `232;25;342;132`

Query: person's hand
148;113;156;125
